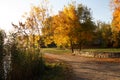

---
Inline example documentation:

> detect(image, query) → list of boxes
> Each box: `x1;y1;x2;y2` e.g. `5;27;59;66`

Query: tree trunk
71;45;74;53
79;42;82;51
70;40;74;53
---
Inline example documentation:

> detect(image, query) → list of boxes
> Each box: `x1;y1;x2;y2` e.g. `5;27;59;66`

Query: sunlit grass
82;48;120;53
41;48;71;54
42;48;120;54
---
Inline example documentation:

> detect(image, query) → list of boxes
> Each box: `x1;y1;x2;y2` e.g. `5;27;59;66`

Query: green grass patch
81;48;120;53
42;48;120;54
41;48;71;54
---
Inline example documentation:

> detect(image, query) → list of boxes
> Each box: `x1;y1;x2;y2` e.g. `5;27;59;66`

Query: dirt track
44;53;120;80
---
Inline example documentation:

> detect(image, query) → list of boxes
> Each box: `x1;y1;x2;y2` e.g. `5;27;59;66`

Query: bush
7;47;45;80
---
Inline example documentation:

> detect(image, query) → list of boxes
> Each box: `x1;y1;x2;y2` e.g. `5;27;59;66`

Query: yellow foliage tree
43;3;96;52
111;0;120;47
43;4;79;51
12;0;49;53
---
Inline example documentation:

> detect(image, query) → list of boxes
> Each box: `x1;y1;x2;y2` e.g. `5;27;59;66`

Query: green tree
95;21;112;48
75;4;96;50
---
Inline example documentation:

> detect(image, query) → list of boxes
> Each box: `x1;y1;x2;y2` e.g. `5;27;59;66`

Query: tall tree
75;4;96;50
95;21;112;48
42;3;96;52
43;4;79;52
12;0;49;52
111;0;120;47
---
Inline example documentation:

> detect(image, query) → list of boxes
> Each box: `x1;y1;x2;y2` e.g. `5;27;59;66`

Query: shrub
7;47;45;80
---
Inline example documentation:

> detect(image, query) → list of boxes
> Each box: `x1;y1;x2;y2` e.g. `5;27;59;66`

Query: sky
0;0;112;33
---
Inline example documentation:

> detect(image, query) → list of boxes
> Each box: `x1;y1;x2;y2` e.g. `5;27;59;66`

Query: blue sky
49;0;112;22
0;0;112;33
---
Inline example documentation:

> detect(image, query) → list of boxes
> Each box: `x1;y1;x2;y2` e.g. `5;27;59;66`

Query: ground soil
44;53;120;80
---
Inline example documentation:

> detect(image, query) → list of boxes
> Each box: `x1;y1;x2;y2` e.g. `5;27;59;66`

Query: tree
94;21;112;48
42;16;54;46
111;0;120;47
10;2;49;79
75;4;96;50
42;4;79;52
12;0;49;53
0;29;6;80
101;23;112;47
42;3;96;52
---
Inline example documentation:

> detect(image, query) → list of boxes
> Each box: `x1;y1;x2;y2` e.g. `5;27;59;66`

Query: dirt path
44;53;120;80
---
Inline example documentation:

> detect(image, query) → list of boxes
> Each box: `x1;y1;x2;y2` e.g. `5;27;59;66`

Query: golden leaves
112;0;120;32
114;0;120;4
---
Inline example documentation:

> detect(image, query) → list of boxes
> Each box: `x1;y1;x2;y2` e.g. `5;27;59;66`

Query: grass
7;48;73;80
7;47;73;80
41;48;71;54
41;48;120;80
42;56;73;80
43;63;70;80
42;48;120;54
82;48;120;53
